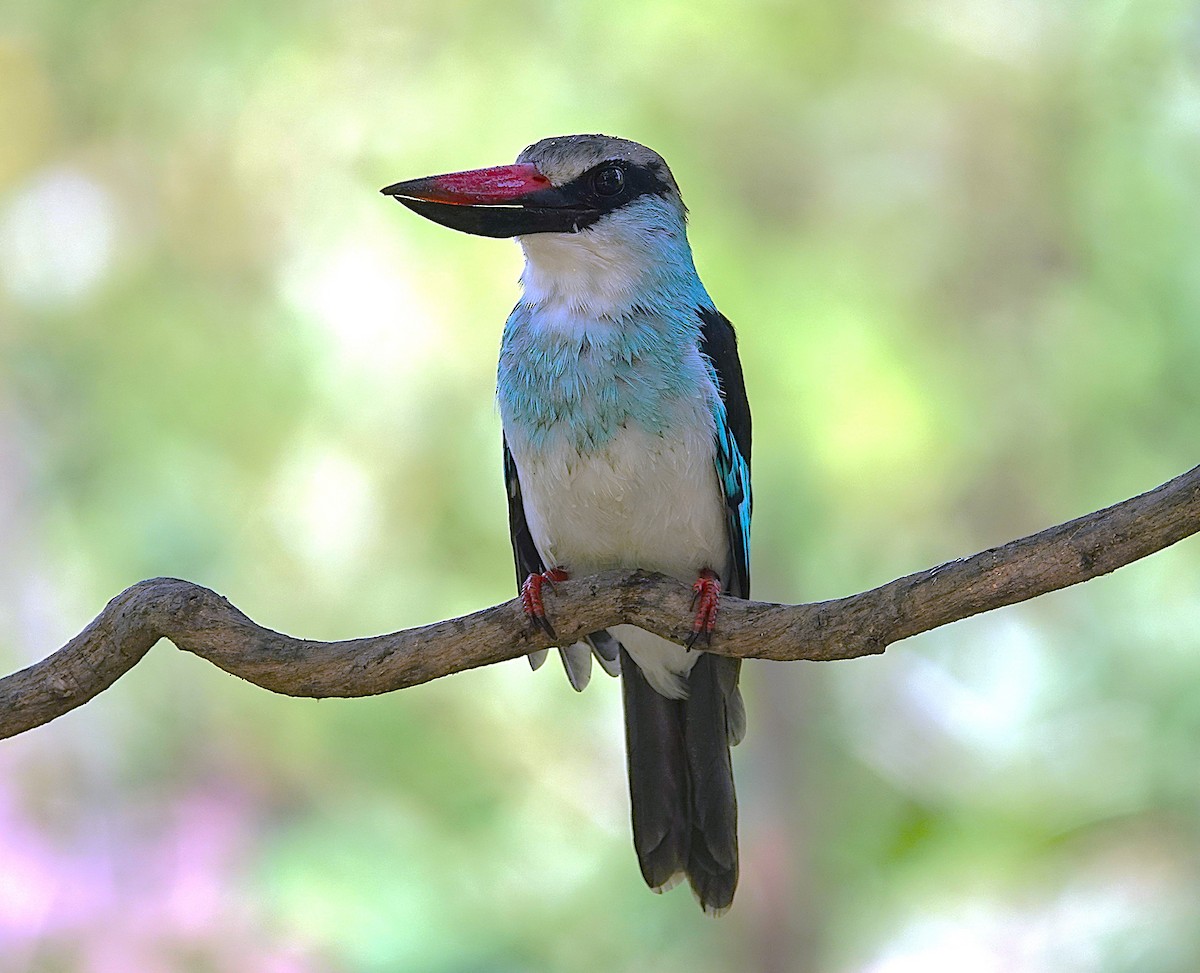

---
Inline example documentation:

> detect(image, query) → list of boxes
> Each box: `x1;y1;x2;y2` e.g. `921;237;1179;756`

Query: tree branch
2;465;1197;741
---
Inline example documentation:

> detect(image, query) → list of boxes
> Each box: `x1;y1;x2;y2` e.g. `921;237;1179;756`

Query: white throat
516;195;698;323
519;228;650;319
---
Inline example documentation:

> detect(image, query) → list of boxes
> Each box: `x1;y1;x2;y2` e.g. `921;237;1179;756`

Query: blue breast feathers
498;303;719;454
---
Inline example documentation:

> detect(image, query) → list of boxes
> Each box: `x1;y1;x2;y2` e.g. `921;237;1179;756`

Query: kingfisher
382;135;751;914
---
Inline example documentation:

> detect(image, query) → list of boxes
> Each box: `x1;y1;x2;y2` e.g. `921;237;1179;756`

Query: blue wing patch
713;398;752;599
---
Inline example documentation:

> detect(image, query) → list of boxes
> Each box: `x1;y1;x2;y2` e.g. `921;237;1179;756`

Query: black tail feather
621;648;689;890
683;653;739;913
620;648;739;912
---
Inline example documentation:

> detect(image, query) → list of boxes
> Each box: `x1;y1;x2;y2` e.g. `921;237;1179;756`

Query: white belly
510;421;728;698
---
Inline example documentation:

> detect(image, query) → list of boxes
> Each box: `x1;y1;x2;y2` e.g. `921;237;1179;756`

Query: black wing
503;434;546;587
698;306;752;601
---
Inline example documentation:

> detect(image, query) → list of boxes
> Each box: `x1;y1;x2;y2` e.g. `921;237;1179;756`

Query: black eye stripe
554;161;675;214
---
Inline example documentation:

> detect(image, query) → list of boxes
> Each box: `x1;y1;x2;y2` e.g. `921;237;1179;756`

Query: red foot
521;567;570;638
687;568;722;649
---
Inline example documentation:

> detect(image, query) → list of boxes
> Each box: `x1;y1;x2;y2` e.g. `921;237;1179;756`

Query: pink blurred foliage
0;765;326;973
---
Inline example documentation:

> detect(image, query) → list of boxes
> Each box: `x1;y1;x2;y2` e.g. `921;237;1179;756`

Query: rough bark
1;465;1197;740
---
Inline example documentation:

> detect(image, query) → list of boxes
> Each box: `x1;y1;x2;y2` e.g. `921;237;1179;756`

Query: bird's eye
592;165;625;197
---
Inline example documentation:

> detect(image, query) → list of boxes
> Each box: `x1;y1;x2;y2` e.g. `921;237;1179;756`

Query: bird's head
381;134;686;239
383;135;698;311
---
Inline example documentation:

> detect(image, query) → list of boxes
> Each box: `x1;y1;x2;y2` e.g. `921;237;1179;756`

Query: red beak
382;161;601;238
382;163;553;206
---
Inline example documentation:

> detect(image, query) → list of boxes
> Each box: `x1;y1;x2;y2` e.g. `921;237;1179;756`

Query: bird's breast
507;418;727;583
498;300;728;579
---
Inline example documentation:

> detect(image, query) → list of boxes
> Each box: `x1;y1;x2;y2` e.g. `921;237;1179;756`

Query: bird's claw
521;567;570;639
686;569;722;649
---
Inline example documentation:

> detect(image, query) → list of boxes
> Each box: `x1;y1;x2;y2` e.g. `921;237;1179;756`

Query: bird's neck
517;223;708;325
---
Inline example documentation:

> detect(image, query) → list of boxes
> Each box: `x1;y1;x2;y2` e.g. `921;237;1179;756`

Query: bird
381;135;752;914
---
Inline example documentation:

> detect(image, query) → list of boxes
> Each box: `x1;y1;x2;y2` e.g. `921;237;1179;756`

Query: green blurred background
1;0;1199;970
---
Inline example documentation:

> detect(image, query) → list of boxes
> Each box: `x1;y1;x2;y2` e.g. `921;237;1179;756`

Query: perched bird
382;135;752;914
